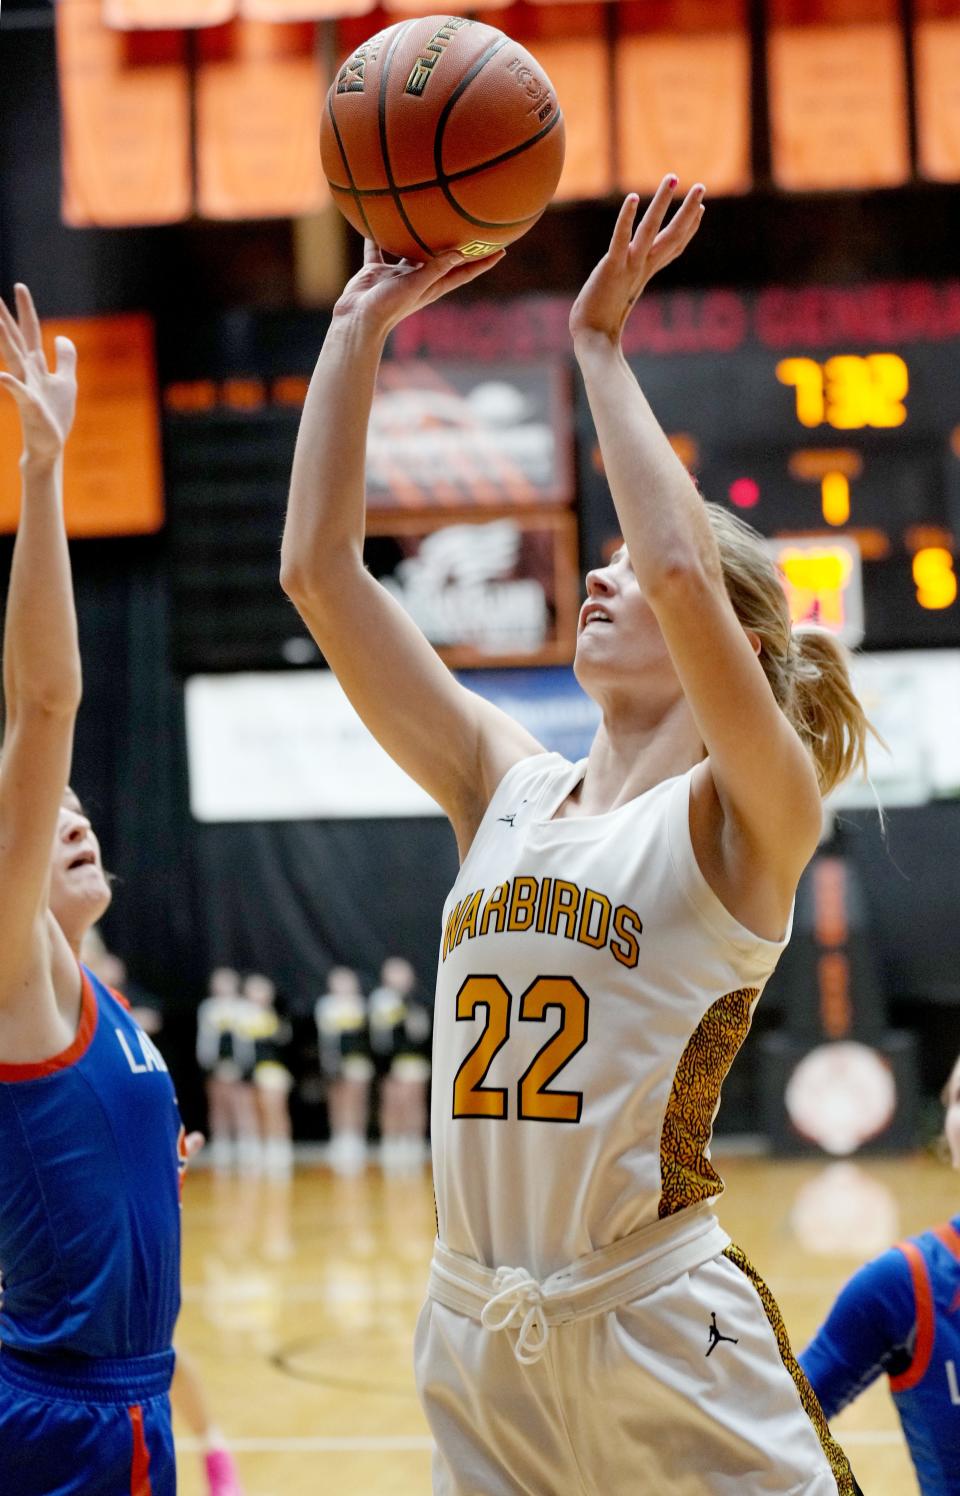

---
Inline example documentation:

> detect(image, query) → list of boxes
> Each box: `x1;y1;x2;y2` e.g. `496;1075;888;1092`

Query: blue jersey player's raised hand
0;286;185;1496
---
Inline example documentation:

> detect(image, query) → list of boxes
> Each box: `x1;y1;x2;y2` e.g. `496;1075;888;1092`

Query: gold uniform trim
723;1243;859;1496
658;986;758;1220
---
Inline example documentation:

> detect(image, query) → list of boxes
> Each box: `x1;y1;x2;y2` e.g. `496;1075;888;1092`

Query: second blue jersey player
0;285;188;1495
801;1052;960;1496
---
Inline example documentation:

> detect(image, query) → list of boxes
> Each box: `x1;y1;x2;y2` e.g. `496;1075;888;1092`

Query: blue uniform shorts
0;1346;175;1496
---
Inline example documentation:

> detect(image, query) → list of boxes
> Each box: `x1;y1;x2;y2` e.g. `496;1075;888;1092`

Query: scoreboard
569;295;960;651
160;281;960;671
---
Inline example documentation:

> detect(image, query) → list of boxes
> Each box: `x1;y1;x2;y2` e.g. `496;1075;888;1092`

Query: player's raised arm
0;286;81;1002
280;243;542;853
570;180;864;918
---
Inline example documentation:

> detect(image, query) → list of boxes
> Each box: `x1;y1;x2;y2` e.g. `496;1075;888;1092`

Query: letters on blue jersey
115;1025;168;1075
0;965;184;1360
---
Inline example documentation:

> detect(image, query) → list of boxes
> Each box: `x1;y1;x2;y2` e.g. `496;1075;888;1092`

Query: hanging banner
103;0;235;27
616;0;751;196
767;0;909;190
195;20;329;219
57;0;191;226
0;316;164;537
384;0;503;13
914;4;960;181
242;0;373;17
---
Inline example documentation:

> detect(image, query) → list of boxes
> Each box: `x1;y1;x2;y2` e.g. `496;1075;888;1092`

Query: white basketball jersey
431;753;792;1278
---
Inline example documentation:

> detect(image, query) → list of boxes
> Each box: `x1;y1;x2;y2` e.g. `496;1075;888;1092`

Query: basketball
320;16;566;261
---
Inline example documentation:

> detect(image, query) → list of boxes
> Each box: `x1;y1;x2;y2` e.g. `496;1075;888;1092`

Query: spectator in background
369;956;432;1175
800;1053;960;1496
315;966;372;1176
244;972;294;1178
196;967;261;1173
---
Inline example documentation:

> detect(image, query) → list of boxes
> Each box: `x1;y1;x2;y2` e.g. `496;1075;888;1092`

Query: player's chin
572;640;607;691
574;628;614;664
80;874;113;919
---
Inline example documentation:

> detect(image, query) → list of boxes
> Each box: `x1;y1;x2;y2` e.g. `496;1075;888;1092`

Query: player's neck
572;711;705;815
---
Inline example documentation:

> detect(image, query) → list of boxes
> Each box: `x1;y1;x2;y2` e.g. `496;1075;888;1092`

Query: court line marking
176;1431;901;1453
177;1435;434;1452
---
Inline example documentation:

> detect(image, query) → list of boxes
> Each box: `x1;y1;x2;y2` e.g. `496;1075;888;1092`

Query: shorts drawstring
480;1267;550;1365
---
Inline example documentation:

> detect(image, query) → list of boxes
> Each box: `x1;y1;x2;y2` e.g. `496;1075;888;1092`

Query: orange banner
767;1;910;190
0;316;164;538
617;35;750;196
384;0;502;12
242;0;373;17
57;0;191;226
103;0;235;27
195;20;329;219
915;4;960;180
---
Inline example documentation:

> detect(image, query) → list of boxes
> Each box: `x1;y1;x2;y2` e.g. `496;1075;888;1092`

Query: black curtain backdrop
194;819;458;1017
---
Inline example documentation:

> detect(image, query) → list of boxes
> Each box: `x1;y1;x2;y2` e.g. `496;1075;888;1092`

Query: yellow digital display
778;543;859;635
912;548;958;611
776;353;909;430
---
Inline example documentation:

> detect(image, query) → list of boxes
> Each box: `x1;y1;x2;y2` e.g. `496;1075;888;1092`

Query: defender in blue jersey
0;287;186;1495
800;1054;960;1495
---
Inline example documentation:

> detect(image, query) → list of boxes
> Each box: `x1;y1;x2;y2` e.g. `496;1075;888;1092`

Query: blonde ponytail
704;504;871;799
788;626;869;797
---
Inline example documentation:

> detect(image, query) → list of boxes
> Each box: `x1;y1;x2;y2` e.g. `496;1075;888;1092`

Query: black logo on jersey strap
705;1312;739;1357
497;800;527;828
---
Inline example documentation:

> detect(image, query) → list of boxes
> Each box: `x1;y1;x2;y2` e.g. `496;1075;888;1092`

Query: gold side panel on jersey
723;1243;859;1496
658;986;757;1218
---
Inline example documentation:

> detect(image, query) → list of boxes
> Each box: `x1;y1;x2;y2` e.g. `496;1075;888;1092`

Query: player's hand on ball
569;176;705;347
333;239;506;339
0;284;78;464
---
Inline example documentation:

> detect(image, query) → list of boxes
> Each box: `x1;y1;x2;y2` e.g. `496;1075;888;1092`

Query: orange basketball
321;16;565;262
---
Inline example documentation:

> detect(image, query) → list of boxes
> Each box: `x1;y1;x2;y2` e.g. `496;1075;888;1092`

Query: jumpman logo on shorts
705;1312;739;1357
498;800;527;828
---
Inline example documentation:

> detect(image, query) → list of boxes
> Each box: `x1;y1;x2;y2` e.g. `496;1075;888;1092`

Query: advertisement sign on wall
364;511;580;668
185;666;599;822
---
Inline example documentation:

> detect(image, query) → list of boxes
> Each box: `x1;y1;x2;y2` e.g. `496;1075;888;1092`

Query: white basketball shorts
414;1223;860;1496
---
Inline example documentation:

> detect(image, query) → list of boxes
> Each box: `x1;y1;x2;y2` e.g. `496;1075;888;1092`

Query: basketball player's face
944;1058;960;1169
48;790;112;940
574;549;677;696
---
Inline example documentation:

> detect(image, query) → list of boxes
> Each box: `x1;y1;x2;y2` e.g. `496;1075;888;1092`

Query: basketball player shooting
0;286;189;1496
282;180;869;1493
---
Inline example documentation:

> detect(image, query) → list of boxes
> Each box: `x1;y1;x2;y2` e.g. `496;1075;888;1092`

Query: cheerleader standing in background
369;956;432;1175
315;965;373;1176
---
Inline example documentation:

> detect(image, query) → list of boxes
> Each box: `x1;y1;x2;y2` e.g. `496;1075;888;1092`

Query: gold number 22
452;975;589;1124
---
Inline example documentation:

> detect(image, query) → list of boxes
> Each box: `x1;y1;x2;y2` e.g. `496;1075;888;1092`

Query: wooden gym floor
175;1151;947;1495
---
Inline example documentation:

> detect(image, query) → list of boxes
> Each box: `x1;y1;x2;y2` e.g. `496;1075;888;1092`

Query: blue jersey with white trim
0;965;183;1359
800;1215;960;1496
